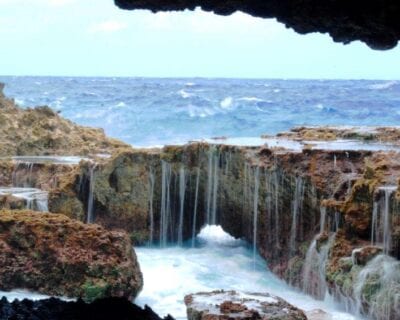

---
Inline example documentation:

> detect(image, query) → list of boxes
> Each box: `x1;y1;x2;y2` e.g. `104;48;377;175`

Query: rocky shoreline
1;82;400;319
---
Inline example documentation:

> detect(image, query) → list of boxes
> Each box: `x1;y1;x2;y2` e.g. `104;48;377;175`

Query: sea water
135;225;361;320
1;77;399;147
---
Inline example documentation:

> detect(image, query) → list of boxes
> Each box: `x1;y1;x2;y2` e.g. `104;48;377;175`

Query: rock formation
0;296;175;320
114;0;400;50
0;83;128;157
1;86;400;318
0;210;143;302
184;290;307;320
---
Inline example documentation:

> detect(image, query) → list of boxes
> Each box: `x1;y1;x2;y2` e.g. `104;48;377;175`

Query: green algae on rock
0;210;143;302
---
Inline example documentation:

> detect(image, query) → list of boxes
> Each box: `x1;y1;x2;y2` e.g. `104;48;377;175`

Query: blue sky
0;0;399;79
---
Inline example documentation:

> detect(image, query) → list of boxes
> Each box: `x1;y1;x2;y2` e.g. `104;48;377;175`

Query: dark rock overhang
114;0;400;50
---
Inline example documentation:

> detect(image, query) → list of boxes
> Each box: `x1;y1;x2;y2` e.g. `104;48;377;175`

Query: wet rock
184;290;307;320
0;210;143;302
351;246;383;266
0;296;175;320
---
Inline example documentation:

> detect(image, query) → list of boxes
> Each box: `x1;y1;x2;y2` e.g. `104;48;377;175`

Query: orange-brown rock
0;210;142;302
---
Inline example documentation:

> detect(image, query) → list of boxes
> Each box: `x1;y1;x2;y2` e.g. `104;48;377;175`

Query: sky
0;0;399;79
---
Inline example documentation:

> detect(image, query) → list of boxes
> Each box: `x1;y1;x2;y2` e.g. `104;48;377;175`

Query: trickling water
211;152;219;225
320;206;327;233
191;168;201;248
371;186;397;254
371;201;378;246
148;167;155;245
252;166;260;264
0;187;48;212
353;254;400;320
302;233;336;299
289;177;305;261
333;154;337;170
272;170;280;248
159;161;172;247
177;166;186;246
86;165;95;224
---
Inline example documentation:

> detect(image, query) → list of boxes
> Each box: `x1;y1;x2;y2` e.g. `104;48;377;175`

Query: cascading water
289;177;305;259
177;166;186;246
252;166;260;264
148;167;155;245
320;206;327;233
353;254;400;320
205;146;220;225
86;165;96;224
191;167;200;248
0;187;48;212
159;161;172;247
302;233;336;299
370;186;397;254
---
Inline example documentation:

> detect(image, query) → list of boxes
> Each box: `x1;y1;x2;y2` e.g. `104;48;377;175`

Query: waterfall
265;171;273;245
320;206;327;233
0;188;48;212
191;167;200;247
302;234;335;299
159;161;172;247
289;177;305;259
177;166;186;246
86;165;95;224
206;147;219;225
333;154;337;169
353;254;400;319
272;170;280;248
252;166;260;263
371;186;397;254
371;201;378;245
148;167;155;245
12;162;34;188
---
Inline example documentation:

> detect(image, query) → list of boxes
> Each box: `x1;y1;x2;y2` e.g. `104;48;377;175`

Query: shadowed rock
114;0;400;50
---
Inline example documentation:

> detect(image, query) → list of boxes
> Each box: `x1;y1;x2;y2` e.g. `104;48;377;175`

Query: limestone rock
0;210;143;302
184;290;307;320
0;83;128;157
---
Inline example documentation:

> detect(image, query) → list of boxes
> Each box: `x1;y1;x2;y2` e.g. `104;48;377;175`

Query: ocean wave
188;104;216;118
369;81;398;90
178;89;192;99
15;99;25;106
238;96;263;102
185;82;196;87
220;96;233;109
116;102;126;107
273;89;281;93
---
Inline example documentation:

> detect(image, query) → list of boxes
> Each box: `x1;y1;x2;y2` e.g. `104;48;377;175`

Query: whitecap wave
185;82;196;87
220;96;233;109
238;96;263;102
178;89;192;99
369;81;397;90
116;101;126;107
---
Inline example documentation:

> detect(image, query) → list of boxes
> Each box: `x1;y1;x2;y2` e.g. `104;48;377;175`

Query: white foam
135;226;359;320
220;97;233;109
369;81;397;90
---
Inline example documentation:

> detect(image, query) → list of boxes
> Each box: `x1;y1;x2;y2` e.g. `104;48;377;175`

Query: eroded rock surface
0;83;128;157
184;290;307;320
114;0;400;50
0;210;143;302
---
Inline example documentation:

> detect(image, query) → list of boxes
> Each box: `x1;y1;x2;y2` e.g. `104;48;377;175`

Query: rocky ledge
114;0;400;50
0;83;128;157
0;296;174;320
184;290;307;320
0;210;143;302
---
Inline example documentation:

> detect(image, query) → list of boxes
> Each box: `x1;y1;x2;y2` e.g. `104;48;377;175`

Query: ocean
1;76;399;147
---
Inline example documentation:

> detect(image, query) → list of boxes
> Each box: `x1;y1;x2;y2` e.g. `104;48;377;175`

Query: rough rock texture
184;290;307;320
114;0;400;50
0;296;175;320
0;83;128;157
0;210;143;302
